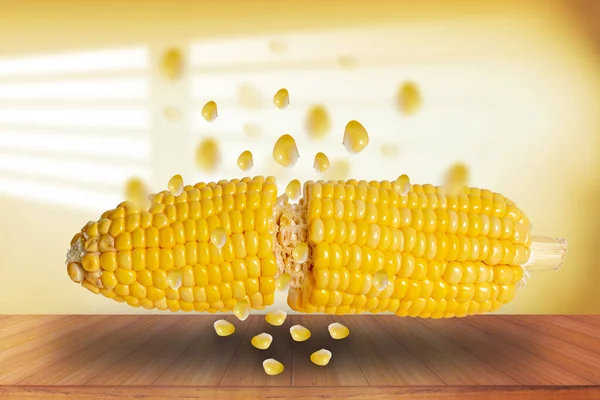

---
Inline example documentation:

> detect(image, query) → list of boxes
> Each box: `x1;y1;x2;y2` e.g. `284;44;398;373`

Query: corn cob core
66;176;532;318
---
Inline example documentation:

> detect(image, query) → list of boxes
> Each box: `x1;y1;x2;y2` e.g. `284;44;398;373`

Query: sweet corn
214;319;235;336
289;324;311;342
160;48;183;80
202;101;218;122
305;105;331;139
233;299;250;321
265;310;287;326
310;349;332;366
273;88;290;109
397;81;422;116
292;242;309;263
168;175;184;195
251;332;273;350
262;358;284;376
285;180;302;201
196;138;220;172
276;272;292;292
124;177;148;207
343;120;369;154
328;322;350;339
237;151;254;172
373;270;389;291
313;152;330;173
210;227;227;248
272;135;299;167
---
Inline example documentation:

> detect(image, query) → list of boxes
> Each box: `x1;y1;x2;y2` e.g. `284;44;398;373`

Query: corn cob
66;175;553;318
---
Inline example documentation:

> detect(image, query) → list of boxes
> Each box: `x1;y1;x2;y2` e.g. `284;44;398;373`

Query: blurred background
0;0;599;314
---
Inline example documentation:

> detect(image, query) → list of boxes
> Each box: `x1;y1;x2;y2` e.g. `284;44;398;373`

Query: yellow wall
1;0;599;314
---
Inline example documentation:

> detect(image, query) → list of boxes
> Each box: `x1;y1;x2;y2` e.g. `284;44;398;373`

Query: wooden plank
86;316;215;386
337;316;444;386
464;316;600;384
152;316;249;386
290;315;368;386
377;315;518;385
219;315;292;386
2;386;600;400
19;316;176;385
0;315;88;363
0;315;136;385
0;315;68;340
417;318;592;385
567;315;600;328
502;315;600;355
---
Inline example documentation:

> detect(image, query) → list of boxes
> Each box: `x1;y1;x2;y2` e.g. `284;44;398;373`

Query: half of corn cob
66;175;566;318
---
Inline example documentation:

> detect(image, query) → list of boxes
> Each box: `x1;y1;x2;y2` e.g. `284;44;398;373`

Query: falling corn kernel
272;134;299;167
313;152;330;173
373;270;389;291
380;144;399;158
210;227;227;248
292;242;309;263
202;101;218;122
251;332;273;350
328;322;350;340
343;120;369;154
398;81;422;116
273;88;290;109
233;299;250;321
214;319;235;337
324;160;350;181
124;177;148;207
262;358;284;376
265;310;287;326
196;138;220;172
168;174;184;195
160;47;183;80
238;83;263;110
275;273;292;292
393;174;411;196
310;349;333;366
236;150;254;172
445;162;469;192
338;55;357;70
305;105;331;139
289;324;311;342
285;180;302;201
244;123;261;139
166;269;183;290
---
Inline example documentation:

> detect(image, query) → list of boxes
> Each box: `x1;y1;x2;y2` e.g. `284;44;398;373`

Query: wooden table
0;315;599;399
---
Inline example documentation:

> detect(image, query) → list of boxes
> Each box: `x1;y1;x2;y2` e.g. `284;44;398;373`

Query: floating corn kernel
233;300;250;321
310;349;332;366
398;81;422;116
393;174;411;195
166;269;182;290
273;88;290;109
338;55;357;70
196;138;220;171
324;159;350;181
445;162;469;191
285;179;302;201
124;177;148;206
289;324;311;342
237;150;254;172
272;134;299;167
244;123;261;139
328;322;350;340
160;47;183;80
380;144;399;158
305;105;331;139
251;332;273;350
313;152;330;173
265;310;287;326
292;242;309;263
168;174;184;195
262;358;284;376
210;227;227;248
373;270;389;291
214;319;235;336
202;101;218;122
238;83;263;110
276;273;292;292
343;120;369;154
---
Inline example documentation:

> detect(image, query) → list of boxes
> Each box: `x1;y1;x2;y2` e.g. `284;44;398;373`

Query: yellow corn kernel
397;81;422;116
445;163;469;192
272;134;299;167
306;105;331;139
196;138;220;172
372;270;389;291
393;174;411;196
285;179;302;201
210;227;227;248
166;175;183;196
233;299;250;321
343;120;369;154
273;88;290;109
214;319;235;336
124;177;148;207
237;150;254;172
276;273;292;292
82;253;100;272
313;152;330;173
292;242;309;263
289;324;311;342
310;349;332;366
328;322;349;339
265;309;287;326
67;262;85;283
166;269;182;290
202;101;218;122
251;332;273;350
262;358;284;376
160;47;182;80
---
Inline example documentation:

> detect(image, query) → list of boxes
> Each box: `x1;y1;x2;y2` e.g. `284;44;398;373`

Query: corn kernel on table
0;314;599;399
